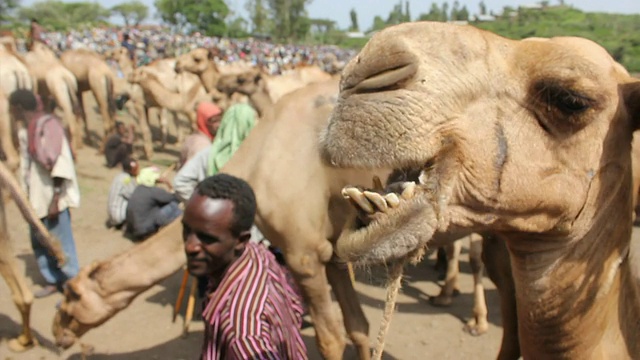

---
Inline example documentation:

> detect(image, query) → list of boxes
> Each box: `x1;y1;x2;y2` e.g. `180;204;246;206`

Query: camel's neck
199;65;220;93
138;77;184;111
507;190;640;358
249;90;273;118
93;219;185;302
117;58;135;77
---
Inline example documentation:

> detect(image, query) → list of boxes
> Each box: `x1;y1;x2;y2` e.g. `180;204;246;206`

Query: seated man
182;174;307;359
125;166;182;240
106;157;139;229
104;121;135;168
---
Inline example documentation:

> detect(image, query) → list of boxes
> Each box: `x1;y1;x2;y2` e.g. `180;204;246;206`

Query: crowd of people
19;24;357;75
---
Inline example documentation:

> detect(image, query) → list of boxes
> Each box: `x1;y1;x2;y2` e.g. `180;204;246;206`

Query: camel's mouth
335;162;445;265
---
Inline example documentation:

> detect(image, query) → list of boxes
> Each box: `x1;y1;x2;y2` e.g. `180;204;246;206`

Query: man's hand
48;194;60;220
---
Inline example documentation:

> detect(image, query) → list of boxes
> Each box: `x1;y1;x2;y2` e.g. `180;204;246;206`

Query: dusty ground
0;97;638;360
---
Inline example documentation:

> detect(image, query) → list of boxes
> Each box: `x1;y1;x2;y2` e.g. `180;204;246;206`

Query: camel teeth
344;188;375;214
385;193;400;208
364;191;388;212
372;176;384;191
401;182;416;199
419;170;429;185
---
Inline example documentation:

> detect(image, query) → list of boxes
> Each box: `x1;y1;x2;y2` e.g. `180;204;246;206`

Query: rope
371;258;407;360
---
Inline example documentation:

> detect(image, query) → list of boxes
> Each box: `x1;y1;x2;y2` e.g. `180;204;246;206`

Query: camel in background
23;42;82;153
60;48;117;146
0;160;65;352
321;22;640;358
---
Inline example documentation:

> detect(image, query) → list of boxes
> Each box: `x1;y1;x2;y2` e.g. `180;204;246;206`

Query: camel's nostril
343;63;418;95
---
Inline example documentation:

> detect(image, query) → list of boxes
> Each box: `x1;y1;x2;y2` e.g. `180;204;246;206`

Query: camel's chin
336;178;441;265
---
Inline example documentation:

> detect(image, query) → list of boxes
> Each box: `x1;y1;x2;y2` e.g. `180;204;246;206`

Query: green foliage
245;0;270;34
155;0;229;36
349;8;359;32
18;1;110;31
226;15;249;38
0;0;20;25
473;6;640;72
111;1;148;27
266;0;312;41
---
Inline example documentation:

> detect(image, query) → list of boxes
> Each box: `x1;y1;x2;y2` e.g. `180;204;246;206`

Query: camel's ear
623;80;640;130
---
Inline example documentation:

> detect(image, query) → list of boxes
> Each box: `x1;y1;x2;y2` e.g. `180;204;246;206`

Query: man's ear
236;230;252;247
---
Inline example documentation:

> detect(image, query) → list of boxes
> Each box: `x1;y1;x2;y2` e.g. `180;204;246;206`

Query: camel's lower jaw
336;184;440;265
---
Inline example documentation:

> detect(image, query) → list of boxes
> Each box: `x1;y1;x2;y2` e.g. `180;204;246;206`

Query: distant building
474;14;496;22
346;31;367;39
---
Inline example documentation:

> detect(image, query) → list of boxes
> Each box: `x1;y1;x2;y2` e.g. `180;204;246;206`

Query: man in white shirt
10;89;80;298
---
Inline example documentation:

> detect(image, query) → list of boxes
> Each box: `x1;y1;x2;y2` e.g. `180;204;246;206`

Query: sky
20;0;640;30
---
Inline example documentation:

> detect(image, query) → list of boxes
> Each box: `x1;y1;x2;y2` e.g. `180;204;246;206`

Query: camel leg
463;234;489;336
430;239;462;306
287;240;345;360
89;73;115;143
326;261;370;360
0;190;36;352
131;101;153;159
158;108;170;148
482;235;521;360
48;77;81;155
0;97;20;172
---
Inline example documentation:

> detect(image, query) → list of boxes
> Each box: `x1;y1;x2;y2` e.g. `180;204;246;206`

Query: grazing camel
320;21;640;359
23;42;83;152
0;160;65;352
51;76;491;359
60;48;117;144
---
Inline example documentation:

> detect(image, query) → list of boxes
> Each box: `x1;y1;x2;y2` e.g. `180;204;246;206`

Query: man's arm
173;147;209;202
148;186;178;205
48;177;63;220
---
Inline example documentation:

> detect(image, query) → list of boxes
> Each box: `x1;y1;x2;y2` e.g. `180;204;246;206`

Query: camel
60;48;117;145
0;160;65;352
23;42;83;152
320;21;640;359
127;68;210;141
51;75;493;359
0;47;33;172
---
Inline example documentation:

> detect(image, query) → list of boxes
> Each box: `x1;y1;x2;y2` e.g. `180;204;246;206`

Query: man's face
206;114;223;136
182;194;247;278
116;124;127;136
8;104;23;122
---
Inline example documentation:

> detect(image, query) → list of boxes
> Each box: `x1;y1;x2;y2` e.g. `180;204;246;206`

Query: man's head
182;174;256;278
31;18;38;24
121;157;139;177
115;121;127;136
8;89;38;122
196;102;223;138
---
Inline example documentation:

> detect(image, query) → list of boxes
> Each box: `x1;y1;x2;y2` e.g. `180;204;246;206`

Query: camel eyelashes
537;83;593;115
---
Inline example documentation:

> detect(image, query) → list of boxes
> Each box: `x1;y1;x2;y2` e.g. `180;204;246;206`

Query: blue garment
30;208;79;286
156;201;182;229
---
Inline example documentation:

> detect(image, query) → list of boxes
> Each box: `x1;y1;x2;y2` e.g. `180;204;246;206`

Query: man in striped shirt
182;174;307;360
106;158;138;229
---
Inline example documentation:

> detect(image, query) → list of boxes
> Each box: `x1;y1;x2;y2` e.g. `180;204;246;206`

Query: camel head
127;68;148;84
320;22;640;264
52;262;113;349
175;48;213;74
216;69;262;96
104;47;129;62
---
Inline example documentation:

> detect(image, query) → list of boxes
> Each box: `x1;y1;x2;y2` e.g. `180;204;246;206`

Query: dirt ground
0;97;638;360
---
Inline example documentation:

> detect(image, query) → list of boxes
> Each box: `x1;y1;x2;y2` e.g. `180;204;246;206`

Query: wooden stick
173;268;189;323
347;262;356;285
183;276;198;336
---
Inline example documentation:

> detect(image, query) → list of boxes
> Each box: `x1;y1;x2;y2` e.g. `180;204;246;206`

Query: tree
371;15;386;32
349;8;359;32
226;15;249;38
155;0;229;36
450;1;460;21
458;5;469;21
111;1;148;27
19;1;110;30
404;0;411;22
441;2;449;22
0;0;20;25
479;1;486;15
245;0;269;34
386;1;403;25
266;0;312;41
418;3;443;22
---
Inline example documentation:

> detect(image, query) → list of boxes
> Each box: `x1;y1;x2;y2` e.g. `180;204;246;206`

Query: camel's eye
537;83;593;115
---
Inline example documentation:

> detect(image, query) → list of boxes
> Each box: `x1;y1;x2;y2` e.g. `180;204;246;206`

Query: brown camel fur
0;44;34;172
60;48;118;145
0;160;65;352
53;218;185;348
50;76;492;359
320;22;640;359
23;42;83;152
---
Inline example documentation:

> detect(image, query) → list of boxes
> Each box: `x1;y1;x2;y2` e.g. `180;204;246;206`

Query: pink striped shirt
201;243;307;360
